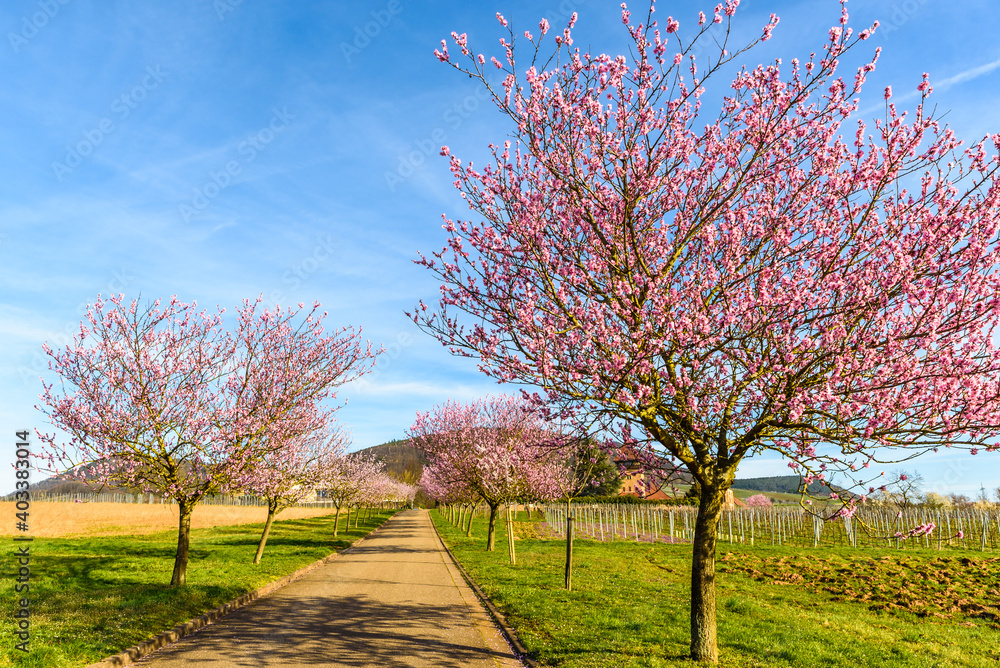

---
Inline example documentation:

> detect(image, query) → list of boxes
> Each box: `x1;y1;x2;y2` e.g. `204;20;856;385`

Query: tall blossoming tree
409;396;565;551
38;294;379;585
411;1;1000;662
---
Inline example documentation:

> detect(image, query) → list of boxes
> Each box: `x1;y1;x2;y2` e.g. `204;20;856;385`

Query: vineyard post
565;504;574;591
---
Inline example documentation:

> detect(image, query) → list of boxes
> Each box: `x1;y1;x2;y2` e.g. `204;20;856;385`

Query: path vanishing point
132;509;524;667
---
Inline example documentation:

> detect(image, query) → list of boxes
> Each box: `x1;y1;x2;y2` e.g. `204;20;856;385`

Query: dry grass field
0;501;337;537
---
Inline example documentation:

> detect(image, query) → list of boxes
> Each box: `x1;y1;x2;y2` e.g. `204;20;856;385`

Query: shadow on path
133;510;521;668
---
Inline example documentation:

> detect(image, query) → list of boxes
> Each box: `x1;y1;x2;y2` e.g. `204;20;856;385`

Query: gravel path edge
429;515;540;668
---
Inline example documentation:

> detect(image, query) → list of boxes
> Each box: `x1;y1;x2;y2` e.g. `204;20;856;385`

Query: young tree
37;295;379;585
744;494;772;508
874;470;924;511
409;396;564;551
411;3;1000;661
567;441;621;498
235;416;350;563
322;452;385;536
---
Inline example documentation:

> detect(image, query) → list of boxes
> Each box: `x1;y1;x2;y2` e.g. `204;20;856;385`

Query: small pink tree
37;294;379;585
413;2;1000;661
409;396;565;550
234;414;349;563
744;494;772;508
322;452;385;536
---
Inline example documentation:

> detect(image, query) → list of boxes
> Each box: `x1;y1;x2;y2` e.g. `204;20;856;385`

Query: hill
732;475;851;497
355;439;427;485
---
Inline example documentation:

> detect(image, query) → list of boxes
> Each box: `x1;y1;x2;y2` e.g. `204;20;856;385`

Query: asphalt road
133;509;524;667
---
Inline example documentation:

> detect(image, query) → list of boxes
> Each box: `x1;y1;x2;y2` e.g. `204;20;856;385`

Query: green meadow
432;509;1000;667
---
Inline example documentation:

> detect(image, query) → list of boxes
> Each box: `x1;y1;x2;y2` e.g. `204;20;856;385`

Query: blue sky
2;0;999;498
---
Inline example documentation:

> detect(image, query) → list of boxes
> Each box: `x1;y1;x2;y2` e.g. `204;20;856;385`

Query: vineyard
538;503;1000;551
439;502;1000;553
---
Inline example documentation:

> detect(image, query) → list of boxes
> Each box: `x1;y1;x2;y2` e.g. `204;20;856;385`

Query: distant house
616;454;745;508
615;452;678;501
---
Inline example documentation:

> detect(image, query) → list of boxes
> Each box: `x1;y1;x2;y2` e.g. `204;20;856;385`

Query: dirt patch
718;551;1000;624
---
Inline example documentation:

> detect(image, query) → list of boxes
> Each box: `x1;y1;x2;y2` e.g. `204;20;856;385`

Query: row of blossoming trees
408;395;569;551
35;294;415;584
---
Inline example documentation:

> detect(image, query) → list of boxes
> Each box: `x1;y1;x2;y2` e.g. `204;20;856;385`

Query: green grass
433;509;1000;667
1;510;396;667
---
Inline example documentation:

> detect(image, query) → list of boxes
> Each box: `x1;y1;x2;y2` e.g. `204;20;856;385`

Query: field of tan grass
0;501;337;537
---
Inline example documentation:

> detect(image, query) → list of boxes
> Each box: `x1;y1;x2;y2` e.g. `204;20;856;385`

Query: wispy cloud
861;55;1000;117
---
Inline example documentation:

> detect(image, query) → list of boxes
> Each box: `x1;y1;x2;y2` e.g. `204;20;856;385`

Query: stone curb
430;515;540;668
85;517;392;668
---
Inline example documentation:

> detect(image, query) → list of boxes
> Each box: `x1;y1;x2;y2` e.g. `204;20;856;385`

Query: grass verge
1;510;396;667
432;509;1000;667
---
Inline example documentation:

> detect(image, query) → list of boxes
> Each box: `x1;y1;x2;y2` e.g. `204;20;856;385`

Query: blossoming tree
411;1;1000;661
409;396;565;550
235;415;350;563
37;294;379;585
322;452;385;536
744;494;772;508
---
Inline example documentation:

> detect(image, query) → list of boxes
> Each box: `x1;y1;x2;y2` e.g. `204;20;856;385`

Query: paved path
133;509;523;668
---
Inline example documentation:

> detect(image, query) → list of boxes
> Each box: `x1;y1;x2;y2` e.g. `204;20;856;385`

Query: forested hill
732;475;842;496
356;439;427;485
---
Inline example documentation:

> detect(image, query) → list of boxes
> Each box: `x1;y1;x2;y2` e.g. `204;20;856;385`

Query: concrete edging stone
85;516;393;668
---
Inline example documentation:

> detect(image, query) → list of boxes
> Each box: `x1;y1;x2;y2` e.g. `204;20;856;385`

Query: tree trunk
171;499;194;586
690;486;726;663
486;503;499;551
253;499;280;564
466;503;475;537
345;505;352;531
333;504;341;537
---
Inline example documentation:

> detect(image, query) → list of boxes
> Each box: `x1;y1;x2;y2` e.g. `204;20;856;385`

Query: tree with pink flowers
37;294;379;585
412;1;1000;661
322;452;385;536
409;396;565;551
744;494;773;508
235;417;350;563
